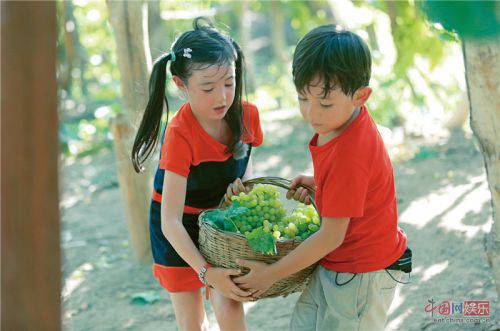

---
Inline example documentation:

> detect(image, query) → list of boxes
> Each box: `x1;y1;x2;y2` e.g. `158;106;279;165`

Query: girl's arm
161;170;253;301
161;171;206;273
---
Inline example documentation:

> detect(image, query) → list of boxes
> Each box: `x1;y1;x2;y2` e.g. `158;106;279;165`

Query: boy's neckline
314;106;364;147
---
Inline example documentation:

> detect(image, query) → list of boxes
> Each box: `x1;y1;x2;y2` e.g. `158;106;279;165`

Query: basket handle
219;176;318;212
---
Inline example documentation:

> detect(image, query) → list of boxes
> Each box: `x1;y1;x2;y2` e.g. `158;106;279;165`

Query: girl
131;18;263;331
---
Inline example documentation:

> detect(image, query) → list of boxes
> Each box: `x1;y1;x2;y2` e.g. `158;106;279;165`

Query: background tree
106;0;153;262
421;0;500;295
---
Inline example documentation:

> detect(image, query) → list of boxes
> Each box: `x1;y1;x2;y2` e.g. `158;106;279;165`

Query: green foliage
203;202;248;232
419;1;499;39
245;227;277;256
383;1;446;76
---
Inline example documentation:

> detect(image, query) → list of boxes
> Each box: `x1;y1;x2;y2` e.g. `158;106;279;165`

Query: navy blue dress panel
150;141;252;267
153;145;252;208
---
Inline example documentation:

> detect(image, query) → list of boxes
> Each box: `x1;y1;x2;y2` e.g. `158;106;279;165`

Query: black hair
292;25;371;98
132;17;245;173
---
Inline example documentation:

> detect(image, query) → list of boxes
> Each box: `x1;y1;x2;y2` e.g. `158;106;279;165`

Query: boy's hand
233;259;277;298
222;178;251;207
286;175;315;205
205;267;254;302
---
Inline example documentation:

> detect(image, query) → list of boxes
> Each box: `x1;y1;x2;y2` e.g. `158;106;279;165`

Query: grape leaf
245;227;277;255
203;203;250;233
203;209;227;230
226;202;249;219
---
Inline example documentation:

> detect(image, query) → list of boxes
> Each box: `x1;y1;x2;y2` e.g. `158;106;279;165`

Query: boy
233;25;408;331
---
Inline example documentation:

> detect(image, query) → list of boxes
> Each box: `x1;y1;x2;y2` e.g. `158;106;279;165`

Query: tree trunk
462;37;500;295
2;2;60;329
60;0;75;94
269;1;288;64
110;115;152;263
148;0;167;60
59;0;89;99
239;0;256;93
106;0;153;263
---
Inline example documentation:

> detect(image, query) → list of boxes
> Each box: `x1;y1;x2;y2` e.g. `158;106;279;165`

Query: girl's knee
214;296;243;313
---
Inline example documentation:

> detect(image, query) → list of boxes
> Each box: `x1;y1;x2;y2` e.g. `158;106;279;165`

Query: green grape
308;224;319;232
297;222;308;232
272;231;281;239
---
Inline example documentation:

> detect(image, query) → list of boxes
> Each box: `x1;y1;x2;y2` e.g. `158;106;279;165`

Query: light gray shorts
290;266;403;331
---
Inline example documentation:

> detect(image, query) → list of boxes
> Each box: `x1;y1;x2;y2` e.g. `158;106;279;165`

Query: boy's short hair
292;25;372;97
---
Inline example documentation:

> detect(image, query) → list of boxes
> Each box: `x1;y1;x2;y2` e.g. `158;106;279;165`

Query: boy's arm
234;217;349;295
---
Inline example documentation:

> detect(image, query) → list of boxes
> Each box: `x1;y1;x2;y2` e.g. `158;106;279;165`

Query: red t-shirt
159;101;263;177
309;106;407;273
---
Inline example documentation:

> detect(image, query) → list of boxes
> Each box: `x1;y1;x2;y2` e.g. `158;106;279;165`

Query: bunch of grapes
229;184;320;242
230;184;287;235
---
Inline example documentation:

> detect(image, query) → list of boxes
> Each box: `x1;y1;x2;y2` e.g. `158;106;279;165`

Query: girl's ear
352;87;372;107
172;75;187;93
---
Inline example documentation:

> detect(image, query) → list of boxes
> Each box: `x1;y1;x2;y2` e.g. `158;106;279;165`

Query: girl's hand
286;175;315;205
205;267;254;302
233;259;277;298
222;178;251;207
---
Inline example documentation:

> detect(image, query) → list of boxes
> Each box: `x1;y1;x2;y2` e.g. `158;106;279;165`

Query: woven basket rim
199;210;309;244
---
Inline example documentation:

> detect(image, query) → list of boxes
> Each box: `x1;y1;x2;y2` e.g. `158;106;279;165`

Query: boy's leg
357;270;403;331
210;291;246;331
318;268;403;331
290;267;324;331
317;266;366;331
170;289;209;331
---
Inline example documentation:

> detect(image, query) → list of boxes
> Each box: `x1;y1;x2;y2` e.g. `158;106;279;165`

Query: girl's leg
210;291;247;331
170;289;209;331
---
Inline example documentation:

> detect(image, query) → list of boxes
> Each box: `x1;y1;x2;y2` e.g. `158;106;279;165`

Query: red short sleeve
242;102;264;147
320;157;369;218
159;127;192;177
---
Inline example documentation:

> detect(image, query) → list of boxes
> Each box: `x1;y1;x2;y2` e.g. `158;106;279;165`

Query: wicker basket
198;176;318;299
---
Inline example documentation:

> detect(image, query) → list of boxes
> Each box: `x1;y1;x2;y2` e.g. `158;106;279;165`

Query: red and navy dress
150;101;263;292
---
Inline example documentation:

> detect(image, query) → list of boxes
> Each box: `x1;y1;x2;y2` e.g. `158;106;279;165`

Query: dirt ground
61;112;498;330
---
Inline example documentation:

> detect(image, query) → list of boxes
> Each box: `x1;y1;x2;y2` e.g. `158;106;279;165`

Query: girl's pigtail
225;40;245;156
131;53;172;173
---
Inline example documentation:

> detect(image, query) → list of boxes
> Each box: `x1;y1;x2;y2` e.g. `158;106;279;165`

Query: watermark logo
424;299;490;324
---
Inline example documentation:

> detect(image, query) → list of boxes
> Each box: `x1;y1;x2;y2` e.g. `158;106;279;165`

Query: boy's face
297;78;371;137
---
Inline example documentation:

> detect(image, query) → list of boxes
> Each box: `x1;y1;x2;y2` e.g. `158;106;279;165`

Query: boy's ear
172;75;187;92
352;87;372;107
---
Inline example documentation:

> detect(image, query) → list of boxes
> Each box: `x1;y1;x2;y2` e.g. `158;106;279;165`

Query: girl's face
174;63;236;122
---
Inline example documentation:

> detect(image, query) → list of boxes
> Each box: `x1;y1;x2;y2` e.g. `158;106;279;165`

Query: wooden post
106;0;153;262
1;2;60;330
110;115;152;262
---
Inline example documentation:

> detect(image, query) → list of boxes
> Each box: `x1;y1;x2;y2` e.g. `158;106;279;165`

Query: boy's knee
176;315;209;331
177;315;208;331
